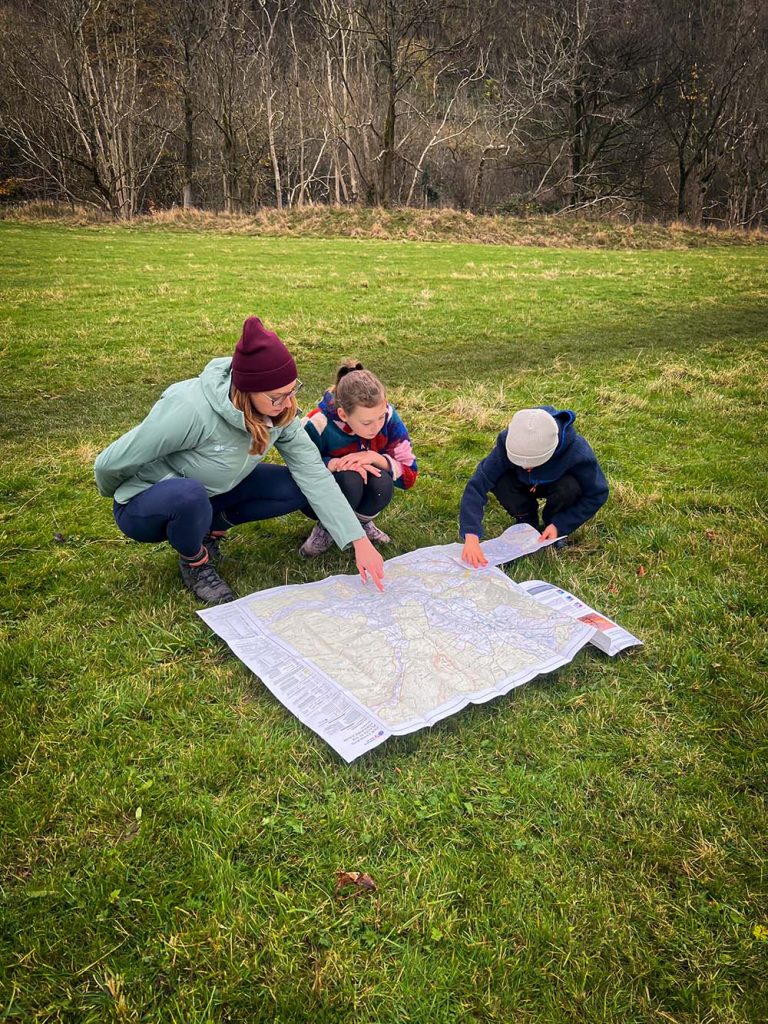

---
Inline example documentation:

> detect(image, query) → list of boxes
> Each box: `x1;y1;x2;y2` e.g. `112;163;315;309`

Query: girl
300;360;417;557
94;318;385;602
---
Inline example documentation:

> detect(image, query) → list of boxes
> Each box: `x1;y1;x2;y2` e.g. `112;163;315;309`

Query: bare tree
719;56;768;226
1;0;766;222
156;0;213;208
199;0;259;211
343;0;477;206
402;59;486;206
309;0;381;204
651;0;761;222
245;0;296;211
1;0;170;217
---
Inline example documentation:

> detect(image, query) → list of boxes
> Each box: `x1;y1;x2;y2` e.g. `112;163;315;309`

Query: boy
460;406;609;567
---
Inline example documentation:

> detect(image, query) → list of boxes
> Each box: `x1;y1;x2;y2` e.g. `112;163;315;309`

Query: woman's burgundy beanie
231;317;297;392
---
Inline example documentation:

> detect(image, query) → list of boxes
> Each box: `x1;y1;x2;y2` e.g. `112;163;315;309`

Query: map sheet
199;544;596;762
519;579;643;656
436;522;562;567
480;528;560;562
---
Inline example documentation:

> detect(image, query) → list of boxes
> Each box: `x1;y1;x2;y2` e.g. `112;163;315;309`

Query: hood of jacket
539;405;576;462
199;356;251;431
95;357;274;504
317;388;347;427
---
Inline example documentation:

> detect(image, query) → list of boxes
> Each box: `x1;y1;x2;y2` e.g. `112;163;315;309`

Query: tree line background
1;0;766;225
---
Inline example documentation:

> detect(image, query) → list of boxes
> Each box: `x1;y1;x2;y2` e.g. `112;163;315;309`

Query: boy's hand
539;524;559;542
352;536;385;591
461;534;488;568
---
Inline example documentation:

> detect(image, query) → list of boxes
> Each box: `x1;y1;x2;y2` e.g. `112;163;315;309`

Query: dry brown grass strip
3;201;766;250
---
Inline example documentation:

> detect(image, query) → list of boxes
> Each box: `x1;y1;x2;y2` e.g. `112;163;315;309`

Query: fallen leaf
637;565;646;577
335;870;377;895
705;530;717;541
607;582;619;595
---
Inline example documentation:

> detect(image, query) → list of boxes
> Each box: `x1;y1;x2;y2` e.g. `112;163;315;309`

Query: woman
94;317;385;602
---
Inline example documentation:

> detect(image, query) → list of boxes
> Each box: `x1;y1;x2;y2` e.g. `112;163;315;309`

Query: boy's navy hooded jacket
459;406;608;539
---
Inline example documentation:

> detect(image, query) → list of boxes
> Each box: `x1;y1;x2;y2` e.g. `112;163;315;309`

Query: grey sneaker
299;523;334;557
362;520;391;544
179;558;235;604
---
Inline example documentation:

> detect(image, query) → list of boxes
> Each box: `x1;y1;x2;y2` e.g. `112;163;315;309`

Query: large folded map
199;539;597;761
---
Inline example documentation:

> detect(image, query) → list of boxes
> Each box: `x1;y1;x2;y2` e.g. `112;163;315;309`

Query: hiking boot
299;523;334;557
203;532;226;565
179;558;235;604
362;519;391;545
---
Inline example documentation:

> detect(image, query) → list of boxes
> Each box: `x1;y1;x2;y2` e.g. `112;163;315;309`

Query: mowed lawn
1;222;766;1023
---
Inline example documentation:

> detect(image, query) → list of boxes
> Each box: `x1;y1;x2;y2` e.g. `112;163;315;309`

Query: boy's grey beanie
505;409;559;468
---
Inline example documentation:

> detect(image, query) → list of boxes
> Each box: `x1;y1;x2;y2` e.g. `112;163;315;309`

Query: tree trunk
470;146;491;212
266;87;282;210
677;157;689;219
570;80;585;207
222;115;237;213
183;86;195;209
380;76;396;207
291;21;307;208
340;34;359;202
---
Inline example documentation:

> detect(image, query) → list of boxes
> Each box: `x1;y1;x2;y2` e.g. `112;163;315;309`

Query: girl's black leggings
307;468;394;521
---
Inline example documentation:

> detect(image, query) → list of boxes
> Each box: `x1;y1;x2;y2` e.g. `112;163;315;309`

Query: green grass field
1;222;767;1023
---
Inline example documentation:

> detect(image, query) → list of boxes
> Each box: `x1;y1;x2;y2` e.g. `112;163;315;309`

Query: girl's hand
539;524;558;542
357;451;388;470
461;535;488;568
335;452;381;476
352;536;385;591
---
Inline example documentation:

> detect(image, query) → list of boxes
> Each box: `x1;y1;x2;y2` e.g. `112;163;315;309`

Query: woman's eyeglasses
266;380;303;407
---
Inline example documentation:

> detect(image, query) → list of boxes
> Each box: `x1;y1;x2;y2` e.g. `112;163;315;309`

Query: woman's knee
170;478;210;516
270;469;307;506
114;478;210;543
227;463;302;506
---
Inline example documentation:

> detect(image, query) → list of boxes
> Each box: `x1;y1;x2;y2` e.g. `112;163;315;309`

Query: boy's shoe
299;523;334;558
552;538;568;551
179;558;235;604
203;532;226;565
362;520;391;545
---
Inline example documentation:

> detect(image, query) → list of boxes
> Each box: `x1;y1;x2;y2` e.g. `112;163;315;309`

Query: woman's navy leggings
113;464;308;559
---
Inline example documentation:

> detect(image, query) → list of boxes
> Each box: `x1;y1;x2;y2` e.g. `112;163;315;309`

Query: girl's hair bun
334;360;385;414
335;359;364;384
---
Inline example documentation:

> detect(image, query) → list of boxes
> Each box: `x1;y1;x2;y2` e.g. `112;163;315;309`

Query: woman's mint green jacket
94;357;365;549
